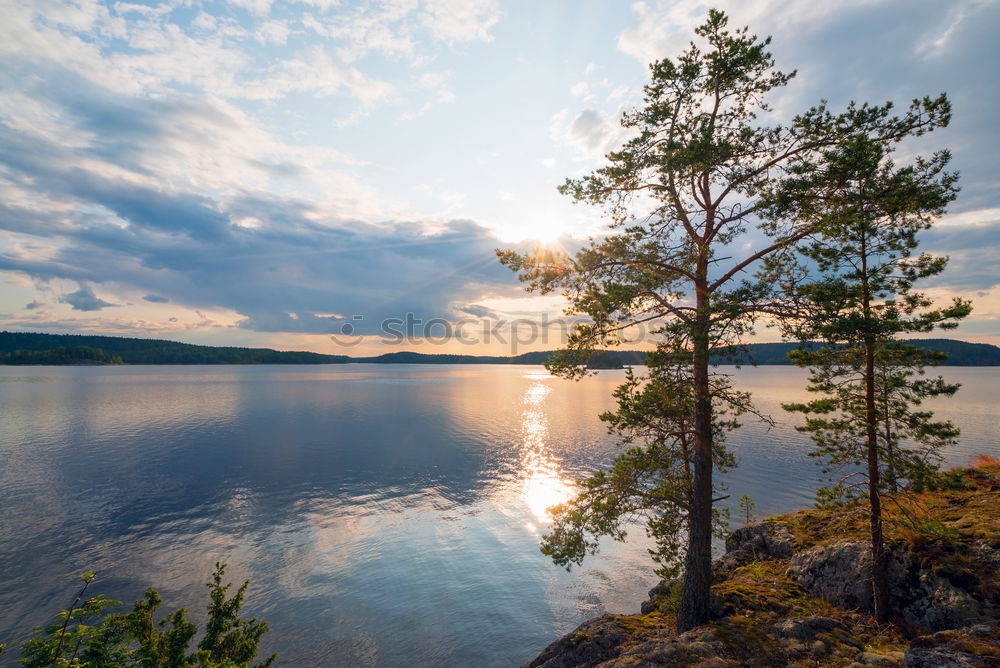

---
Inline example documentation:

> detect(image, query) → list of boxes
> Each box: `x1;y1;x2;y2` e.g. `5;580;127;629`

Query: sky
1;0;998;356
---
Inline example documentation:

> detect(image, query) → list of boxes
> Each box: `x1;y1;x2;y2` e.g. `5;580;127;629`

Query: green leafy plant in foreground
11;563;275;667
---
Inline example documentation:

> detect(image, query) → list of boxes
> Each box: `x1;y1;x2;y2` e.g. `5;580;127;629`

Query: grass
577;465;1000;667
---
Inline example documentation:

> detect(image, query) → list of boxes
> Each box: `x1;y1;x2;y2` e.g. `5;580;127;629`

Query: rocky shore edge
525;466;1000;667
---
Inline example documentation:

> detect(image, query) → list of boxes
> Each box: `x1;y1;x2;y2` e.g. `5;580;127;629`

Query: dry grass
970;454;1000;469
579;466;1000;667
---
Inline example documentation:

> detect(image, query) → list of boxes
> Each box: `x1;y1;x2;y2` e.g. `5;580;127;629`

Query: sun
491;210;578;246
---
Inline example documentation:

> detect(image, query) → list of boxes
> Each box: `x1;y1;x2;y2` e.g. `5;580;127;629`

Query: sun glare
518;380;574;524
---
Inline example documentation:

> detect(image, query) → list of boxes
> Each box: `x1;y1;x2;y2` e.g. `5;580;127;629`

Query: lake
0;364;996;666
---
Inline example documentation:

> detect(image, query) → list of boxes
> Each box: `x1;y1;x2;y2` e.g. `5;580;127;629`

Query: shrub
9;563;275;667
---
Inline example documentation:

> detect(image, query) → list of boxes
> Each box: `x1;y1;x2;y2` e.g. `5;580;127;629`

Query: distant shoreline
3;331;1000;366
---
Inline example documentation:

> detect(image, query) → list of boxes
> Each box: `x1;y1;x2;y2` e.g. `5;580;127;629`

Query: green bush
8;564;275;667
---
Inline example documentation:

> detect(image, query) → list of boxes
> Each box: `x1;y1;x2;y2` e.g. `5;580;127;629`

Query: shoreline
525;465;1000;667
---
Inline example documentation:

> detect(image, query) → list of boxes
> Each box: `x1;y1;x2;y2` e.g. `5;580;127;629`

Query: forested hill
2;331;999;366
1;346;124;365
0;331;349;365
360;341;1000;366
713;339;1000;366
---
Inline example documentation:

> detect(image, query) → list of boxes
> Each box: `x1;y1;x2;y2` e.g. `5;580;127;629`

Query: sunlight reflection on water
0;364;995;667
519;379;574;527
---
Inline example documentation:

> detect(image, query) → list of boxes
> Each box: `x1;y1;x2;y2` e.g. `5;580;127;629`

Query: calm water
0;364;996;666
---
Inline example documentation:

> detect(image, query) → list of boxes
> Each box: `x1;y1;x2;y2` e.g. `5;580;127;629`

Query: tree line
1;347;124;365
0;333;348;365
499;10;971;631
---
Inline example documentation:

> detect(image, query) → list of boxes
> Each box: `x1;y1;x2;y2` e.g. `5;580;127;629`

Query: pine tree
540;351;741;582
499;10;952;631
776;132;970;622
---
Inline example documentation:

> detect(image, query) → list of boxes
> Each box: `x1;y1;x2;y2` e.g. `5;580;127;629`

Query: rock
647;579;676;599
904;646;977;667
968;624;997;637
787;541;874;611
615;639;684;663
712;550;754;573
904;626;1000;668
787;541;989;632
693;658;729;668
708;592;727;619
860;649;905;665
810;640;829;655
713;521;794;573
771;616;844;641
523;614;627;668
641;578;679;614
726;521;795;559
895;568;985;633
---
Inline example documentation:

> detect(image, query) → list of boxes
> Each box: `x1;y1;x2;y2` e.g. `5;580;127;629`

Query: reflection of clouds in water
519;381;574;525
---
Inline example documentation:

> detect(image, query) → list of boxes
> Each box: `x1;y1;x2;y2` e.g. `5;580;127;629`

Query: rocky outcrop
786;541;874;610
640;579;726;617
787;541;991;632
639;579;678;615
523;467;1000;667
712;521;794;572
903;624;1000;667
639;521;796;615
524;615;629;668
770;615;844;641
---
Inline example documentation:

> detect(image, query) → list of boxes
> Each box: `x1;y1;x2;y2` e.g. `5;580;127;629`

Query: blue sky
1;0;998;354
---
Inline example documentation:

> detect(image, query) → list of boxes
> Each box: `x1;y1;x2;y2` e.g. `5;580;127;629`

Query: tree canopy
775;130;968;621
499;9;954;631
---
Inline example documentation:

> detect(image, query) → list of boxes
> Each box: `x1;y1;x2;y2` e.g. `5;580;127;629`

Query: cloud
455;304;500;319
419;0;501;43
2;0;996;345
143;294;169;303
0;101;518;334
616;1;876;67
244;46;394;104
550;108;627;160
0;0;494;109
59;284;117;311
401;69;456;120
301;0;501;64
614;1;1000;213
25;300;45;310
921;219;1000;292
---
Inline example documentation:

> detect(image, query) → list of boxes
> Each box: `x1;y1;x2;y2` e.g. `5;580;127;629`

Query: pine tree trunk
860;231;890;623
677;284;713;633
865;342;890;622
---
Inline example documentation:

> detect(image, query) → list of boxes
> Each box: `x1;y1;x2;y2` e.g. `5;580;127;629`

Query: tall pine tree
499;11;953;631
776;132;970;622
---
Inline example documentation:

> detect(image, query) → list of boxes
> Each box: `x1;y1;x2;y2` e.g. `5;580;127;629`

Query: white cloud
247;47;394;103
550;108;627;160
616;0;876;66
607;84;631;101
302;0;499;65
226;0;274;18
419;71;448;88
255;20;294;45
418;0;501;43
938;207;1000;227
